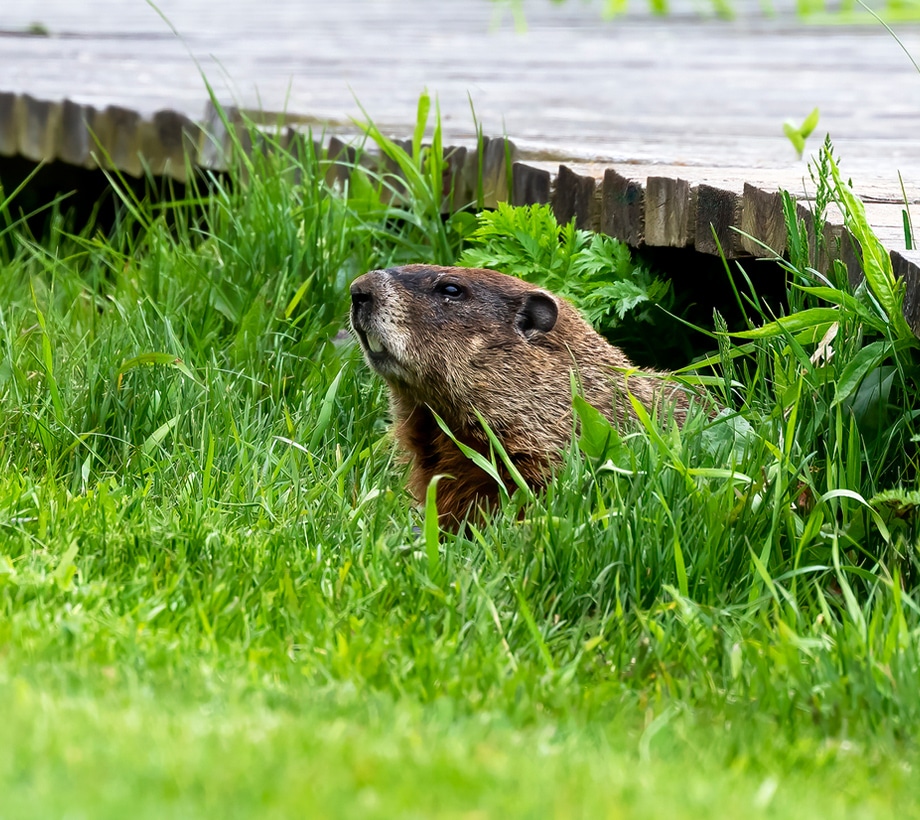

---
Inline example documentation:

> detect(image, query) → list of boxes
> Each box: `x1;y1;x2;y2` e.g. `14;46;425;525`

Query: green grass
5;686;919;818
2;124;920;817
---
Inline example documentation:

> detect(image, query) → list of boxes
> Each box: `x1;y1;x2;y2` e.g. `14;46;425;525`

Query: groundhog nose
350;283;373;309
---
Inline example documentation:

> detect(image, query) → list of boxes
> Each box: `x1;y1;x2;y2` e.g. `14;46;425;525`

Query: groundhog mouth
355;328;407;378
363;331;386;356
355;327;388;359
354;328;417;386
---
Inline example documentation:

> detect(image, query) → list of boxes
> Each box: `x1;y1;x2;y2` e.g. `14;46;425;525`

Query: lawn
1;121;919;818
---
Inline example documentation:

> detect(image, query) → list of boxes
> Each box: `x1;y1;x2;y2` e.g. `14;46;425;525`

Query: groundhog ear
515;292;558;339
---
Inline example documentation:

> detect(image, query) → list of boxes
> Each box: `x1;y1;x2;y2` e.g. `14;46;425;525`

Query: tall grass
2;116;920;815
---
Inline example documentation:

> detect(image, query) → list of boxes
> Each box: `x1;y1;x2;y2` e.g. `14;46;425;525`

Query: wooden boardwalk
4;0;920;325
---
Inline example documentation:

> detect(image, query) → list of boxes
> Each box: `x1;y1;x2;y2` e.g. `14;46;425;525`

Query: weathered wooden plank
445;145;470;210
0;92;20;157
645;176;692;248
893;249;920;335
83;106;111;170
695;184;739;257
58;99;93;168
17;95;61;164
139;109;197;181
601;169;644;247
740;183;786;257
552;164;598;231
456;145;483;210
511;161;550;207
88;105;142;177
478;136;515;209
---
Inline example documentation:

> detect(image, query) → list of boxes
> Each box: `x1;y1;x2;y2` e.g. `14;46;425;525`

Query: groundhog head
350;265;571;424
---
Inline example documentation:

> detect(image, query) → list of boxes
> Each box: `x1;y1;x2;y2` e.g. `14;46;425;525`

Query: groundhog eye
436;282;466;300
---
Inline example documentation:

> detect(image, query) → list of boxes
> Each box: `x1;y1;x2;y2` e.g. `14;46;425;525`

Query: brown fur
350;264;691;526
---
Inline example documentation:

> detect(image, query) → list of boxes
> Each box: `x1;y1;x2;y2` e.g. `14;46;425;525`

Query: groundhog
350;264;692;526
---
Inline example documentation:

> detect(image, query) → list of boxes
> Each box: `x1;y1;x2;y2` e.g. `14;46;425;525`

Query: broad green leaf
794;285;888;332
429;96;444;205
309;367;345;452
53;542;79;591
827;152;914;341
831;339;891;407
732;307;841;339
142;415;179;456
783;123;805;158
831;536;867;638
849;365;895;432
791;321;839;347
424;474;447;580
698;410;757;464
673;533;688;598
821;489;891;544
573;395;619;460
800;107;820;139
473;408;533;499
285;274;314;319
431;410;509;500
782;108;818;159
748;547;779;603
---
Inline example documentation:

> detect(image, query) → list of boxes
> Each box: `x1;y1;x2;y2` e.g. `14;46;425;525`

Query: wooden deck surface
4;0;920;320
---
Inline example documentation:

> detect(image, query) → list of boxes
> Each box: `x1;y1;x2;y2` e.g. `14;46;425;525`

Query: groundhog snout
350;272;383;328
350;273;374;306
350;286;371;318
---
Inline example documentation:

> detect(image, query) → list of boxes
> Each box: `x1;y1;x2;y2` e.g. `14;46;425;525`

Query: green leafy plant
783;107;820;160
458;202;691;363
705;140;920;581
337;89;480;268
